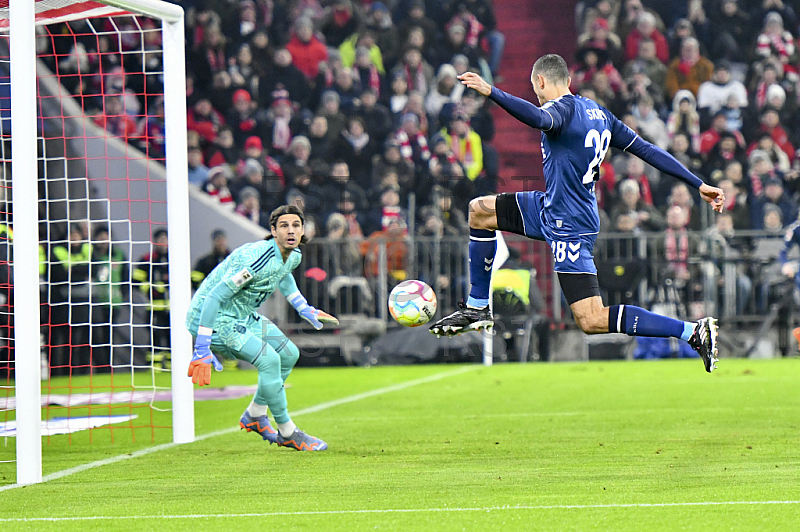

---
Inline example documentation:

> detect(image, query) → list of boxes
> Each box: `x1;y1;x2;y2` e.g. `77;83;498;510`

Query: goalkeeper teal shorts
187;312;286;360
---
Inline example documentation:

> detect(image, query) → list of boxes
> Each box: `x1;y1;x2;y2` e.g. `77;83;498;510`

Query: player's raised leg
429;195;498;336
570;294;719;372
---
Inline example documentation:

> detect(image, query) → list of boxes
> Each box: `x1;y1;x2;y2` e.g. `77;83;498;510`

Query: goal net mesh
0;1;177;458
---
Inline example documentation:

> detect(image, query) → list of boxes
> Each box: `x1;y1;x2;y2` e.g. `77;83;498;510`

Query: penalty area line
0;365;479;494
0;500;799;522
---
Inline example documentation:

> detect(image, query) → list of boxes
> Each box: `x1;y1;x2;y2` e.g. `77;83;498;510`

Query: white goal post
8;0;193;485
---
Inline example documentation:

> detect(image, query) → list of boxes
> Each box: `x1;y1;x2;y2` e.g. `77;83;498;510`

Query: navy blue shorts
496;191;598;275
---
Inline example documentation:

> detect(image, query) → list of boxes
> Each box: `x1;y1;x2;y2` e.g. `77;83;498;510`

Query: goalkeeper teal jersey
185;239;302;328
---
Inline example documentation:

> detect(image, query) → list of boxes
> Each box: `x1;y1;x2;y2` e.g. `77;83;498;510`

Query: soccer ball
389;280;437;327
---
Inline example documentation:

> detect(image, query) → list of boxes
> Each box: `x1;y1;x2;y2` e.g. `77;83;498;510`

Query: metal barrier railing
292;230;794;329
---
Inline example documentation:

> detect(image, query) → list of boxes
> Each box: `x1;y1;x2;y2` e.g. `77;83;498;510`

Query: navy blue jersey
538;94;636;236
780;220;800;265
489;87;702;238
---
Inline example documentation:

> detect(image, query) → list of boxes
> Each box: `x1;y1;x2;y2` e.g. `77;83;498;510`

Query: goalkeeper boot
276;429;328;451
429;301;493;337
239;411;278;444
688;317;719;373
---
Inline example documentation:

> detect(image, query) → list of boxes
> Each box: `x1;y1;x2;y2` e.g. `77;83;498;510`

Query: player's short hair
265;204;308;244
532;54;570;86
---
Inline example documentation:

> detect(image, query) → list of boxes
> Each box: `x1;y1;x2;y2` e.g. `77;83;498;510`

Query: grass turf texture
0;358;798;531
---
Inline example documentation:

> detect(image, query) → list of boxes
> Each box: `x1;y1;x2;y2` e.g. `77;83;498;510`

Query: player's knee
280;340;300;367
468;196;495;229
252;345;281;375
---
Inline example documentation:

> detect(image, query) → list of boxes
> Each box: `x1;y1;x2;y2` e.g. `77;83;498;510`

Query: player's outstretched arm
188;326;222;386
279;275;338;329
460;73;558;131
625;137;725;212
188;281;232;386
286;290;339;329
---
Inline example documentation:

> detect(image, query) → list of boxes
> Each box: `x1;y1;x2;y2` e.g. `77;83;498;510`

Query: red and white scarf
204;183;234;205
354;64;381;96
449;133;474;167
450;13;484;48
630;174;654;206
404;63;427;94
395;130;430;162
272;117;292;152
665;227;689;275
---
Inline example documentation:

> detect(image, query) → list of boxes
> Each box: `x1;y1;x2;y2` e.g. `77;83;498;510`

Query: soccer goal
0;0;193;486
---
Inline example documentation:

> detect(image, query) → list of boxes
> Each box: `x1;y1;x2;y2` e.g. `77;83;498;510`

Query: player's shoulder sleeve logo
231;267;254;287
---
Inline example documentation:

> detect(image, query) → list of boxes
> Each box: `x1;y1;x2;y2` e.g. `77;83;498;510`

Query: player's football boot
688;317;719;373
276;429;328;451
239;411;278;444
429;301;493;337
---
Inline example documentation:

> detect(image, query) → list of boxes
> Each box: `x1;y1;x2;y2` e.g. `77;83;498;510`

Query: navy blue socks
466;228;497;309
608;305;694;340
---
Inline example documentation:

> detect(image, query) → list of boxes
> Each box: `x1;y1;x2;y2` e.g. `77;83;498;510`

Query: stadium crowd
25;0;800;373
574;0;800;234
180;0;503;244
569;0;800;324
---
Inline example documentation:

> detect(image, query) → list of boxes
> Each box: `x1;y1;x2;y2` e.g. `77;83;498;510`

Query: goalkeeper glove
187;327;223;386
286;291;339;330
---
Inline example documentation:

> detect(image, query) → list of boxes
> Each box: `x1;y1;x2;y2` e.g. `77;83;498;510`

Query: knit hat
232;89;251;103
245;136;263;151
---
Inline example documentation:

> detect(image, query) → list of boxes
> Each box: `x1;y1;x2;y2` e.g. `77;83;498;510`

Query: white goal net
0;0;193;486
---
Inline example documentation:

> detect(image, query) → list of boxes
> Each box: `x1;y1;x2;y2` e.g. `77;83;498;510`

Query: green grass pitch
1;358;799;530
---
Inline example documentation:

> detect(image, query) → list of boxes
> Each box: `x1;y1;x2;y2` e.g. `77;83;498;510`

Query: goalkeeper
185;205;337;451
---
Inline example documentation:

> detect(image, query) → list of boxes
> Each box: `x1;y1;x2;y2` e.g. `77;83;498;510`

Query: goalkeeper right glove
187;327;222;386
287;291;339;330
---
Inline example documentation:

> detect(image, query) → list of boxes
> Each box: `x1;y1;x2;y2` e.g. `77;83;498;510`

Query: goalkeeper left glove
286;291;339;330
187;327;223;386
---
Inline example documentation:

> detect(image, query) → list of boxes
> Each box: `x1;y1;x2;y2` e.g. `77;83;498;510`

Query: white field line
0;366;479;494
0;501;799;522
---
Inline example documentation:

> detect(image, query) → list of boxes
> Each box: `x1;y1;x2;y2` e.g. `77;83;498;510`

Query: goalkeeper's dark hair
264;204;308;244
532;54;570;86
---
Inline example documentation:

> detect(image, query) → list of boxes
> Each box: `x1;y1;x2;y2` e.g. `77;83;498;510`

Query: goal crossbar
0;0;183;28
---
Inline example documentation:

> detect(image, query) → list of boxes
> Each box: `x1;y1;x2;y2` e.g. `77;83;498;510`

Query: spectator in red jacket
625;11;669;64
226;89;266;147
286;17;328;80
94;93;137;141
187;96;224;145
699;110;745;156
756;107;795;161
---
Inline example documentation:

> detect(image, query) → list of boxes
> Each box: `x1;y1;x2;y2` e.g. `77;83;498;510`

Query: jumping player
429;54;723;372
186;205;338;450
